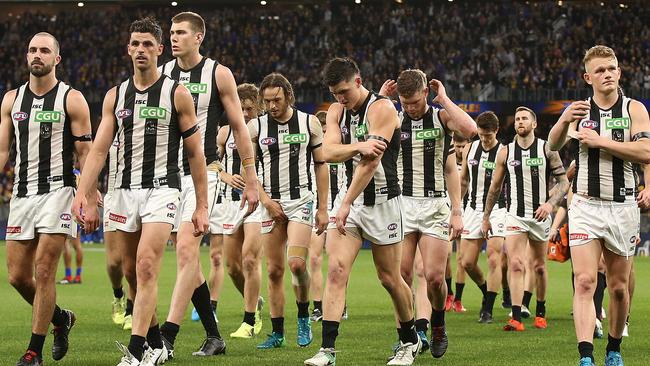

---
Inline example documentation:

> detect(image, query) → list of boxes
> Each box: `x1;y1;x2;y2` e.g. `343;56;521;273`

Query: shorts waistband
574;194;637;206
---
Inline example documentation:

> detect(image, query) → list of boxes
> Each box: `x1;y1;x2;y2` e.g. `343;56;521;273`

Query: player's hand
358;140;387;158
221;172;246;190
96;190;104;208
264;199;287;223
315;208;328;235
240;182;259;216
481;218;492;239
448;213;463;241
429;79;448;104
559;100;590;124
637;188;650;209
577;128;605;149
72;193;100;233
379;79;397;98
191;206;209;237
534;202;553;221
550;228;562;243
335;202;351;235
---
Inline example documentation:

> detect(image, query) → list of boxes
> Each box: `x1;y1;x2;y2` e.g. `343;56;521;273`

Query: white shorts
505;212;551;242
103;190;116;233
260;192;314;234
7;187;77;240
328;196;404;245
172;173;219;232
215;199;262;235
462;206;507;239
402;196;450;240
569;194;640;257
109;188;180;232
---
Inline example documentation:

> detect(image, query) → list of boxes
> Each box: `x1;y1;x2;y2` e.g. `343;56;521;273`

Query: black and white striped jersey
466;140;507;211
506;137;550;218
10;81;76;197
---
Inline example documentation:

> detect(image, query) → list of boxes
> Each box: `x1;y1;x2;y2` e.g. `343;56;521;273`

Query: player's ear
583;72;591;86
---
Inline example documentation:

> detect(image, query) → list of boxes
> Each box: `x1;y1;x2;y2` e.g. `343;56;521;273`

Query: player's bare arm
459;143;471;199
310;115;329;235
444;150;464;240
481;147;507;236
432;79;477;138
534;148;569;221
0;90;17;169
66;89;93;170
548;100;589;150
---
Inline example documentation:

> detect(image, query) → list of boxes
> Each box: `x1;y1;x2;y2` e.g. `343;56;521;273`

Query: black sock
511;305;522;322
271;317;284;335
125;299;134;316
28;333;46;356
243;311;255;327
414;318;429;333
192;282;221;338
503;287;511;301
431;309;446;327
478;282;488;297
523;291;533;308
314;300;322;311
454;283;465;301
128;335;146;361
398;318;418;344
297;301;310;318
146;324;163;349
485;291;497;315
445;278;453;295
51;305;66;327
211;300;218;313
606;334;622;353
160;321;180;346
536;300;546;318
113;286;124;299
578;341;594;362
321;320;339;349
594;272;606;320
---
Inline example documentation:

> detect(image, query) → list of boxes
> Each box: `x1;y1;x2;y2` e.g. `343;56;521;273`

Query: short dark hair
32;32;60;55
260;73;295;105
322;57;360;86
476;111;499;131
172;12;206;35
515;106;537;121
129;17;163;44
396;69;427;98
452;132;470;143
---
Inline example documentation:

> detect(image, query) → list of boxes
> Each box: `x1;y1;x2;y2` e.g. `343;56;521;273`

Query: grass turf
0;243;648;365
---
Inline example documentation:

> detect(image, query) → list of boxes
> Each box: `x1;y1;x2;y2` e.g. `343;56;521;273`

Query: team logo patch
167;203;177;211
116;109;133;119
109;213;127;224
387;223;398;230
468;159;479;166
283;133;307;144
227;142;237;150
498;223;504;228
60;213;71;221
570;233;589;240
630;236;637;244
605;117;630;130
13;111;28;122
415;128;441;140
34;110;61;123
482;160;497;170
580;120;598;129
139;106;167;120
509;160;521;167
262;220;274;227
526;157;544;167
184;82;208;94
400;132;410;141
6;226;22;234
340;126;349;136
260;137;277;146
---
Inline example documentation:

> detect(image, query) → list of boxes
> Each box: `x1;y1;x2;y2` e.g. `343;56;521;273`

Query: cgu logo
415;128;441;140
526;157;544;167
400;132;410;141
580;120;598;129
116;109;132;119
184;82;208;94
13;111;28;121
34;110;61;123
355;124;368;137
260;137;277;145
139;107;167;119
227;142;237;150
283;133;307;144
605;118;630;130
482;160;496;170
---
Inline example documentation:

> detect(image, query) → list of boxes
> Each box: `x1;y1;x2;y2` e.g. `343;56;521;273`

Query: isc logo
526;157;544;167
184;83;208;94
482;160;496;170
283;133;307;144
605;118;630;130
415;128;441;140
34;110;61;123
139;107;167;119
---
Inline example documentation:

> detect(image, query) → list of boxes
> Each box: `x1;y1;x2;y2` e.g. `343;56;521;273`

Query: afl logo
227;142;237;150
116;109;132;119
400;132;410;141
509;160;521;167
387;223;398;230
60;213;71;221
581;120;598;129
167;203;177;211
468;159;479;166
260;137;277;146
13;111;28;121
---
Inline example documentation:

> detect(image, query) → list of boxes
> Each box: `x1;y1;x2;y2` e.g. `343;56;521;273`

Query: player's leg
444;252;454;311
413;246;431;352
483;236;504;320
571;240;602;364
60;238;73;284
309;231;326;321
392;232;418;351
453;238;466;310
529;239;548;329
459;238;486;313
522;242;534;317
120;231;139;332
602;249;633;361
287;221;313;347
71;234;83;283
224;227;245;296
419;235;450;358
501;249;511;308
623;262;634;336
106;231;127;325
503;232;528;330
208;233;224;318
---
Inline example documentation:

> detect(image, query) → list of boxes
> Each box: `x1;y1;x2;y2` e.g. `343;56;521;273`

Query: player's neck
176;52;203;70
481;138;498;151
592;88;619;110
351;87;369;112
29;72;58;96
275;107;294;123
516;133;535;149
133;67;161;91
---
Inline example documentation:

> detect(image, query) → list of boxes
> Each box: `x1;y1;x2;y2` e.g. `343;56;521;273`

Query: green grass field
0;243;648;366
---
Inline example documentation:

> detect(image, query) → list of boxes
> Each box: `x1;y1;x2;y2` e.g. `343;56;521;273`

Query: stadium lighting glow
77;2;84;6
395;0;403;3
355;0;361;4
260;0;267;5
558;0;563;5
171;1;178;6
